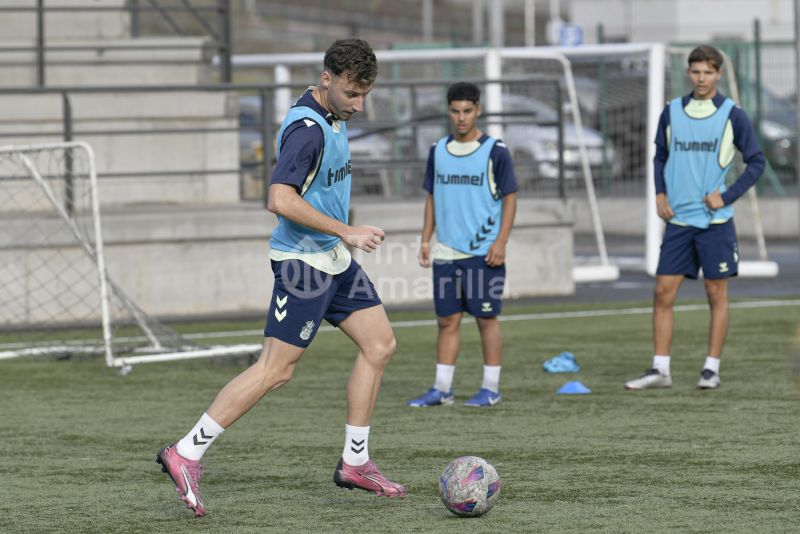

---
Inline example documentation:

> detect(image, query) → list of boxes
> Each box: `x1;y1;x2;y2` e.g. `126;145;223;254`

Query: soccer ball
439;456;500;517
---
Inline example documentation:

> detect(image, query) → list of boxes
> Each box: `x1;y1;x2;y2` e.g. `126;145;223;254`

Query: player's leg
464;256;505;406
704;277;729;358
206;337;305;427
326;261;406;497
408;258;463;406
626;224;697;390
695;220;738;389
653;274;684;357
157;259;329;515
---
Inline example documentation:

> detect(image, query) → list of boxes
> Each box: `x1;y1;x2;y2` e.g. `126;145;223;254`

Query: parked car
391;88;621;186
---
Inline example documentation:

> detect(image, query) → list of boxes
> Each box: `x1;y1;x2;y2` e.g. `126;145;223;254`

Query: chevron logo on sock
350;438;365;454
192;427;214;446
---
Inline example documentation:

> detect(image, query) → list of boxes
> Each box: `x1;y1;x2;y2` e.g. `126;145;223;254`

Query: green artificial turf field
1;299;798;533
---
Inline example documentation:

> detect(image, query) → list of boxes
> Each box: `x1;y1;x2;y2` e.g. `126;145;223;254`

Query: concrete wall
0;199;575;322
572;197;800;239
0;0;128;41
0;92;241;207
0;38;213;86
570;0;795;43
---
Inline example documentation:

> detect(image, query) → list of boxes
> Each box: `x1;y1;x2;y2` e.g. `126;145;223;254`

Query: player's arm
267;123;383;252
486;141;518;267
486;192;517;267
653;106;674;220
268;185;383;252
705;107;766;209
419;144;437;268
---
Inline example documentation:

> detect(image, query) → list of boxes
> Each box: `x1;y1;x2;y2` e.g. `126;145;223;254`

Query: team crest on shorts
300;320;315;341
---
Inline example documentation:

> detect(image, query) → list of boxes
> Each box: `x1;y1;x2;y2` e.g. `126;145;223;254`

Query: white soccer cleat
696;369;721;390
624;368;672;390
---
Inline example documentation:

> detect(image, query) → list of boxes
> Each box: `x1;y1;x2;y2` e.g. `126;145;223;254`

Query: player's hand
343;225;385;253
704;189;725;210
418;242;432;268
656;193;674;221
485;241;506;267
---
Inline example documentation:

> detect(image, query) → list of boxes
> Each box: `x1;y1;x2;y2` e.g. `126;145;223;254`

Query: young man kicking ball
156;39;405;517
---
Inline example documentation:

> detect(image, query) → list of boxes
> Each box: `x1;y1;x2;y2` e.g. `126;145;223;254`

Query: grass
0;299;798;533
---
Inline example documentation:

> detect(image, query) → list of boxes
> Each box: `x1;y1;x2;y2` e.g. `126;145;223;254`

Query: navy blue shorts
263;258;382;348
432;255;506;317
656;220;739;280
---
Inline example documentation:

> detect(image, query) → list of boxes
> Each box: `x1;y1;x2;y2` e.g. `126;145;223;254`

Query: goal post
0;141;261;369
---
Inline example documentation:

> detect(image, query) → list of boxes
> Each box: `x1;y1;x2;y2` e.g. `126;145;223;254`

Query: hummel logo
719;262;729;273
276;295;287;308
192;427;214;446
481;302;492;313
274;308;286;322
350;438;365;454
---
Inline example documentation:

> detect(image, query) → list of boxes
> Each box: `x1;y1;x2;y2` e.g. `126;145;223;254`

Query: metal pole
260;89;274;208
795;0;800;189
218;0;232;83
422;0;433;42
131;0;140;37
646;44;666;277
524;0;535;47
488;0;504;48
754;19;763;147
598;23;610;191
472;0;484;45
36;0;45;86
556;82;565;199
62;93;74;215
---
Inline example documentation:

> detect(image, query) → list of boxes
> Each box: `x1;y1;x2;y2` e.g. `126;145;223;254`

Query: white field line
180;298;800;341
2;299;798;354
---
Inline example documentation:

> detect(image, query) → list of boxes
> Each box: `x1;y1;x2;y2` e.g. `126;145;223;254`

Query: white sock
704;356;720;373
653;355;671;375
481;365;501;393
434;363;455;393
342;424;370;466
176;412;225;461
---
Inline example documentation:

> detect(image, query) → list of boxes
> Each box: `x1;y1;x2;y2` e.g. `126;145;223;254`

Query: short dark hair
688;45;724;71
323;39;377;87
447;82;481;104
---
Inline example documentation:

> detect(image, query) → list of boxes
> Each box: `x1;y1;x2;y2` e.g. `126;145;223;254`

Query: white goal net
0;142;259;369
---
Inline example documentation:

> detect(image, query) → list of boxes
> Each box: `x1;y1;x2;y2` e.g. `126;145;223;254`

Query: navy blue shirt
423;134;518;196
271;89;331;191
654;92;765;206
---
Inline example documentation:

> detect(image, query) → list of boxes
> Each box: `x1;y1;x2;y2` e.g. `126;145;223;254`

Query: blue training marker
557;381;591;395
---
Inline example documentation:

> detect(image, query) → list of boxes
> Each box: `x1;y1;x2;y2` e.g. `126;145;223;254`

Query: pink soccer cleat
156;444;206;517
333;458;407;497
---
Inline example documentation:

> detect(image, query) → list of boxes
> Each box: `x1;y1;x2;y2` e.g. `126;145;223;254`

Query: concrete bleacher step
0;92;241;207
0;0;129;41
0;37;213;86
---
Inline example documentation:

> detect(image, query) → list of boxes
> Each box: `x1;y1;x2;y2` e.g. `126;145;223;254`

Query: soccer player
407;82;518;408
156;39;406;517
625;45;765;391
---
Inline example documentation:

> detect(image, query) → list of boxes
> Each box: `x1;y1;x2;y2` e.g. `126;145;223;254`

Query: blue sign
560;23;583;46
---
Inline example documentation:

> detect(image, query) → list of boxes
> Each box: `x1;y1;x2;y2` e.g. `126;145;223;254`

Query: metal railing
0;0;232;86
0;77;567;208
